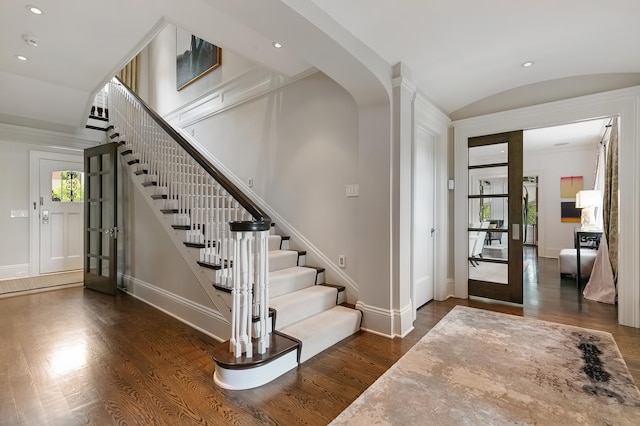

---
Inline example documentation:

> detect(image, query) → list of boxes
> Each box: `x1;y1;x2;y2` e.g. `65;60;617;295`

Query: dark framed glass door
84;142;118;295
468;131;523;303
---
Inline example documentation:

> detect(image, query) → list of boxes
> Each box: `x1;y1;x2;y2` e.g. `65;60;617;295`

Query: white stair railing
108;78;271;358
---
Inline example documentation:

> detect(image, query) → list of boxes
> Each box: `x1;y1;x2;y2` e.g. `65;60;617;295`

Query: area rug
0;271;83;297
331;306;640;425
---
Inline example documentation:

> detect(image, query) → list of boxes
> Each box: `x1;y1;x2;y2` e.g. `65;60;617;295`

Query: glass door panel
468;132;523;303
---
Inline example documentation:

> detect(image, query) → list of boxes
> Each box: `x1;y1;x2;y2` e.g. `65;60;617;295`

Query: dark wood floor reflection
1;254;638;425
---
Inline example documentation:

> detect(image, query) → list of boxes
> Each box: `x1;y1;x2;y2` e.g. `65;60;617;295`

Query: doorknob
42;210;49;224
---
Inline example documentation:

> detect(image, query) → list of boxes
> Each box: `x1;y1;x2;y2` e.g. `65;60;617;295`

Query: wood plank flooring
1;254;638;425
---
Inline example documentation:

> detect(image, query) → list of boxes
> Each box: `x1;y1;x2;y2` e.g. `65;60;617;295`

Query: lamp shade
575;190;601;208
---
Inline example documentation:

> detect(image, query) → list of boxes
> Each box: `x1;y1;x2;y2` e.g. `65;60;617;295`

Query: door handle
42;210;49;224
430;228;435;237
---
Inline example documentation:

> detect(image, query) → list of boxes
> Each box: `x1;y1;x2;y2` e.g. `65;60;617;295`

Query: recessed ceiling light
521;61;534;68
26;5;42;15
272;42;283;49
16;55;28;61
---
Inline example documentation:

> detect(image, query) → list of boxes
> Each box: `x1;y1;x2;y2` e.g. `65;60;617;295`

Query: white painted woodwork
39;158;84;274
413;127;435;308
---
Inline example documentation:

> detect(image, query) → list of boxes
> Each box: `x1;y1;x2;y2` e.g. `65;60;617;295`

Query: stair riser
282;307;362;363
269;251;299;272
271;287;338;329
269;268;318;298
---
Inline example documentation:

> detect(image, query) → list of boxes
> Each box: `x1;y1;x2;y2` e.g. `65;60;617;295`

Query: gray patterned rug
0;271;83;297
331;306;640;425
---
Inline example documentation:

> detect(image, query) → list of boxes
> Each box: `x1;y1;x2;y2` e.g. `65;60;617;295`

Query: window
51;170;84;202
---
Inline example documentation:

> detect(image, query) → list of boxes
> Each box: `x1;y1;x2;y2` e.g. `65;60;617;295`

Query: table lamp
575;190;602;230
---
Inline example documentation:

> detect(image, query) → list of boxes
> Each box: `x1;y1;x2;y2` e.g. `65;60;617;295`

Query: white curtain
583;118;617;304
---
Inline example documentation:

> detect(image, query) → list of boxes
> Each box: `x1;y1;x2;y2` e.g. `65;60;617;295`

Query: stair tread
211;331;299;369
270;286;338;329
279;306;361;363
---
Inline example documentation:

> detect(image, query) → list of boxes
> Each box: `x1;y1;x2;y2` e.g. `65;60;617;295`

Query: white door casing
413;126;435;309
30;151;84;276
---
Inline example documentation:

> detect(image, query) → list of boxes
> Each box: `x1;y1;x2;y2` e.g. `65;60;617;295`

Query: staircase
107;77;362;390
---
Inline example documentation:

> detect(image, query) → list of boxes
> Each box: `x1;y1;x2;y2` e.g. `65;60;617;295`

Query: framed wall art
560;175;583;223
176;28;221;91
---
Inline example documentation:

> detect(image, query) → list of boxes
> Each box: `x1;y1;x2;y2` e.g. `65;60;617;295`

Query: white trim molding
453;85;640;328
355;300;415;339
164;66;318;128
121;274;228;342
29;150;84;277
393;300;415;338
355;301;394;338
0;122;102;149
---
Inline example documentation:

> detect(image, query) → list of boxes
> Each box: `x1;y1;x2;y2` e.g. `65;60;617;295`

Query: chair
469;221;490;266
484;219;504;245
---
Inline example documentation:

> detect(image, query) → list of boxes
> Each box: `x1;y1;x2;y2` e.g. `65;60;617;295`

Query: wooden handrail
112;77;271;232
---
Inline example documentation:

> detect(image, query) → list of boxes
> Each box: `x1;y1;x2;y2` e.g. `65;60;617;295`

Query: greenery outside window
52;170;84;202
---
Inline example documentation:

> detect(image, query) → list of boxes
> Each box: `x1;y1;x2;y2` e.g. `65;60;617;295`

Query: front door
84;143;118;295
467;131;523;303
39;158;84;274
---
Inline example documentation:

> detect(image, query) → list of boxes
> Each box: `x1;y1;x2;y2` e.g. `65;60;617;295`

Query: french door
467;131;523;303
84;142;118;295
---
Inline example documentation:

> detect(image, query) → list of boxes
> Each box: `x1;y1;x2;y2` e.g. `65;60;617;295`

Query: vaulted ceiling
1;0;639;134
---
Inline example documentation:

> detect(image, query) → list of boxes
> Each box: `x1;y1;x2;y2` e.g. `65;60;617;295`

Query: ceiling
1;0;638;137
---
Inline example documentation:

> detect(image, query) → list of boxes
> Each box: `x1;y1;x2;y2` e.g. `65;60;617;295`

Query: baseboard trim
393;301;415;338
355;301;394;338
435;278;456;301
121;274;227;343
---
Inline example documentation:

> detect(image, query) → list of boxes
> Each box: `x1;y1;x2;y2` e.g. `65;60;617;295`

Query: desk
574;229;602;289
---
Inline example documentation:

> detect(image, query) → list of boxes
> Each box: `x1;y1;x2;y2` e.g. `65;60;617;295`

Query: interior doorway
412;126;436;309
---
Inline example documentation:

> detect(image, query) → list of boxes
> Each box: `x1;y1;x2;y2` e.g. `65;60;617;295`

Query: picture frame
176;28;221;91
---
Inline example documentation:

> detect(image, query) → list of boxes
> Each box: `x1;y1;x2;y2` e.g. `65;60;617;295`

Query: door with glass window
84;143;118;295
468;131;523;303
39;159;84;273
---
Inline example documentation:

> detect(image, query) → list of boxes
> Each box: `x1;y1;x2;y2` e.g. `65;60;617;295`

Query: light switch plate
10;210;28;218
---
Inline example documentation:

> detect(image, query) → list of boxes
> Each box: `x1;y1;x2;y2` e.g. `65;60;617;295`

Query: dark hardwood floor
1;252;638;425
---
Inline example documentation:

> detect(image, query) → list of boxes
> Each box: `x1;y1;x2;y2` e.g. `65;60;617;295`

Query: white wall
0;126;97;280
189;73;360;287
129;23;360;304
524;146;597;258
145;24;256;115
0;140;32;277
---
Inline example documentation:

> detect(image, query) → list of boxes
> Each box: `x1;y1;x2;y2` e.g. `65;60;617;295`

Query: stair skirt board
269;250;300;272
269;267;319;298
270;286;338;329
214;349;298;390
281;306;362;363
